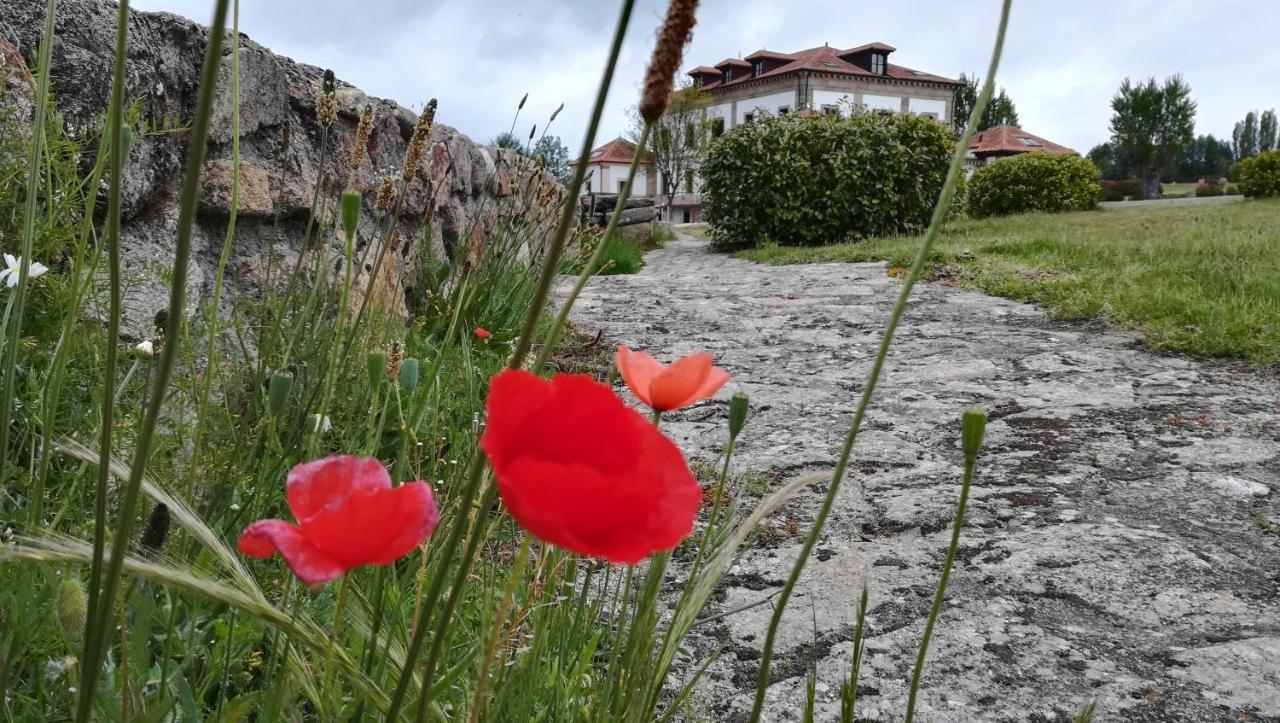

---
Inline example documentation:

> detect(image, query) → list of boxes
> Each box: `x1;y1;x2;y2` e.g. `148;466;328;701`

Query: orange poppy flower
615;345;730;412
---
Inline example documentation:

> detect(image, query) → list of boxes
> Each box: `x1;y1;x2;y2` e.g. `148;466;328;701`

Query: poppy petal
301;484;440;567
487;372;641;471
238;520;348;585
647;353;714;411
480;369;555;468
692;365;731;400
615;346;663;408
286;455;391;521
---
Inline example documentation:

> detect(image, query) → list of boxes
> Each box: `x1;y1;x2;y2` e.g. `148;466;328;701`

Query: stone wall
0;0;561;338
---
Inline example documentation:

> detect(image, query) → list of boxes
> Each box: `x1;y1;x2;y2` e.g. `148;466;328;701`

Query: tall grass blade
745;2;1015;719
77;2;232;717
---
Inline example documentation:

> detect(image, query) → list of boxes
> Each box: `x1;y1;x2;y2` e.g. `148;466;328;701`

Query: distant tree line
1087;75;1275;190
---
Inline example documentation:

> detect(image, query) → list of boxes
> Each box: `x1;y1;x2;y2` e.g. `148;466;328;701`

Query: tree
491;131;523;151
628;80;711;218
952;73;1020;133
1233;111;1258;160
1174;134;1234;181
1087;141;1129;180
1259;109;1277;153
530;135;571;185
1108;75;1196;198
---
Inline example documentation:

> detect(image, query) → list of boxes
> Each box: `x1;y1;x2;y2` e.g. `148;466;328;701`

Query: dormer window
871;53;886;75
753;60;765;78
722;69;731;84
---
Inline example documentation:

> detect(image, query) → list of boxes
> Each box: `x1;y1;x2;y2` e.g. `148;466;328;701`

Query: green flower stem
76;2;231;718
533;121;653;371
904;431;981;722
187;0;241;489
385;2;635;717
644;429;739;713
81;0;126;708
743;2;1014;720
508;0;636;371
0;0;59;474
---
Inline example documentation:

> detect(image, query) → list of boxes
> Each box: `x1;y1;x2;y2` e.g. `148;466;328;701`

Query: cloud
132;0;1280;155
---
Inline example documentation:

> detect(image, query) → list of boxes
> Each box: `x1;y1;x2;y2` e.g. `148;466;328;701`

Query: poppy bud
400;358;421;393
57;577;87;640
729;392;749;439
267;373;293;415
367;352;387;390
962;407;988;461
140;502;171;554
340;190;361;241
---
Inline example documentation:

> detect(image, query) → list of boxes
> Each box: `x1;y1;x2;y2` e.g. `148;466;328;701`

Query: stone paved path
564;234;1280;722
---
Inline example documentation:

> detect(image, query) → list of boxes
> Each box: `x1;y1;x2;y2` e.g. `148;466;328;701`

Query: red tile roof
691;43;958;91
969;125;1077;156
570;136;638;166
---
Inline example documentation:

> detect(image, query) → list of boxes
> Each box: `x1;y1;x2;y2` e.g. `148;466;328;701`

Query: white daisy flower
0;254;49;288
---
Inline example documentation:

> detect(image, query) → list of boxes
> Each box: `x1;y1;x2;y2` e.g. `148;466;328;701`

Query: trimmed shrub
700;112;954;249
968;152;1100;218
1238;150;1280;198
1100;179;1145;202
1196;181;1224;197
1225;184;1241;196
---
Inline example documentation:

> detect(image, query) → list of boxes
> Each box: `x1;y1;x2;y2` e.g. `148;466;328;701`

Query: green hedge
1238;150;1280;198
968;152;1100;218
700;112;954;249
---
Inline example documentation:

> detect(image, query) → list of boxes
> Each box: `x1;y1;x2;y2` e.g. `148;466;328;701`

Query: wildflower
132;340;155;358
474;327;491;340
349;103;375;180
309;414;332;434
0;254;49;287
479;370;701;564
238;456;440;585
375;170;397;212
402;98;438;181
615;345;729;412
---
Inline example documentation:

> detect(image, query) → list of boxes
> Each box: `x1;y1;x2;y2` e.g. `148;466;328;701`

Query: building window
753;59;765;78
722;69;731;84
685;169;694;193
618;179;627;194
875;108;894;117
871;53;886;75
778;105;790;115
684;123;696;148
744;112;755;123
918;112;938;120
821;105;839;117
711;117;725;137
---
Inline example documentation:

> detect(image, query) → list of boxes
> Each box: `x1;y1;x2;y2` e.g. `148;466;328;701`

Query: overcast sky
131;0;1280;156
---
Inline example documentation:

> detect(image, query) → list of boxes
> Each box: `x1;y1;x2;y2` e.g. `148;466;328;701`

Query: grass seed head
641;0;699;122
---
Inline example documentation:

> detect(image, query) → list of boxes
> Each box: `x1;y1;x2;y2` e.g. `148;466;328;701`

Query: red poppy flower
615;345;730;412
238;456;439;585
479;370;701;564
474;327;491;339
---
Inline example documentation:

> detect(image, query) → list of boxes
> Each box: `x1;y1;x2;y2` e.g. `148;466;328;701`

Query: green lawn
1160;182;1200;198
737;199;1280;365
